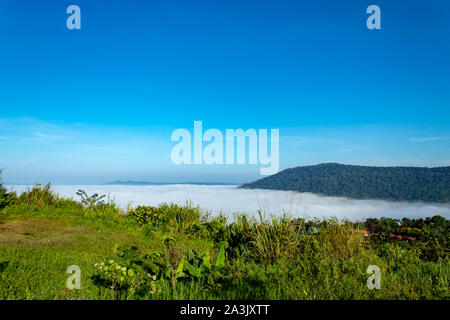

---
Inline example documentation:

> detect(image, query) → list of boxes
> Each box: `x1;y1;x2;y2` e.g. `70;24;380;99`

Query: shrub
314;219;367;260
76;189;114;209
130;203;202;233
0;187;15;211
0;171;16;210
16;183;56;207
129;205;166;227
93;259;158;299
201;213;254;260
203;214;228;244
184;246;226;278
0;187;10;211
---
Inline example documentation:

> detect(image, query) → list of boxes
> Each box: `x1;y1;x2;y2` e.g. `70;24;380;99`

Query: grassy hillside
241;163;450;202
0;182;448;300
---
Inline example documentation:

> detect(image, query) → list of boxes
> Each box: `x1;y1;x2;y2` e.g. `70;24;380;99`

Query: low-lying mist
6;184;450;221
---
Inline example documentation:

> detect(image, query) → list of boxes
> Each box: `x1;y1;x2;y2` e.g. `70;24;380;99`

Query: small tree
76;189;106;208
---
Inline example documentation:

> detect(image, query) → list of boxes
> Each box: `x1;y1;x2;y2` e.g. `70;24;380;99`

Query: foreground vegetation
0;180;448;300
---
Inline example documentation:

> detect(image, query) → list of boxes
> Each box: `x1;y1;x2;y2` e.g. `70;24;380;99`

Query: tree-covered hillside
240;163;450;202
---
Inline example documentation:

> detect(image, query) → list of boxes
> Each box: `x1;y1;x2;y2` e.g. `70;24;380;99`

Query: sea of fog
5;184;450;221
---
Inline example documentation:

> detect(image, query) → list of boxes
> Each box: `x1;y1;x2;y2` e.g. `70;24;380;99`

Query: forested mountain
240;163;450;202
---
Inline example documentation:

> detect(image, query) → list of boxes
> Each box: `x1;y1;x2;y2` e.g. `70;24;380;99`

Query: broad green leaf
202;251;211;271
176;258;185;277
185;263;199;277
214;246;225;269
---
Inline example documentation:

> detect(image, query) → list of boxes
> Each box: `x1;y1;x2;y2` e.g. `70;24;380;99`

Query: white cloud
410;137;446;142
0;118;72;141
6;184;450;221
21;132;70;141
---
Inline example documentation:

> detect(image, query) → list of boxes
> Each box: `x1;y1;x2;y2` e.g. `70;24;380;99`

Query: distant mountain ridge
240;163;450;202
104;181;234;186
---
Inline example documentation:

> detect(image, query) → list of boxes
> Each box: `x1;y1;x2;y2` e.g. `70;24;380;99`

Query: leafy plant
129;203;202;234
76;189;106;208
15;183;55;207
94;259;158;299
184;246;226;279
0;186;12;211
129;205;166;227
160;234;187;297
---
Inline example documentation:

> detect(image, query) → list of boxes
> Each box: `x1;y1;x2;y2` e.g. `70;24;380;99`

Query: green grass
0;183;448;300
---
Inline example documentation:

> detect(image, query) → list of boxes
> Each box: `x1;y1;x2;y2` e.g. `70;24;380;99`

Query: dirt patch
0;218;61;233
0;218;86;246
0;217;137;249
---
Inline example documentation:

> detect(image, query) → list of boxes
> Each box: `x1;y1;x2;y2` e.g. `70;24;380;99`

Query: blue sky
0;0;449;184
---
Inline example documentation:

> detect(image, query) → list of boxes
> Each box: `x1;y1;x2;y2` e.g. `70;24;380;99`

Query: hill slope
240;163;450;202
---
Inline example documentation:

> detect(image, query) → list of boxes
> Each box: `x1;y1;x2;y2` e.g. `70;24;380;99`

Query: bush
93;258;159;299
0;186;12;211
0;170;15;210
204;213;253;259
76;189;106;208
129;203;202;233
129;205;166;227
16;183;56;207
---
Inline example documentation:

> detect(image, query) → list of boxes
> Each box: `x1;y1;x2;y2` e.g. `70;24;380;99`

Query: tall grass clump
250;211;300;263
16;183;56;207
159;202;202;233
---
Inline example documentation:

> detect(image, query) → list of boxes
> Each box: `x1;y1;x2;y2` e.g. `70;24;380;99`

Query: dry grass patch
0;218;130;248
